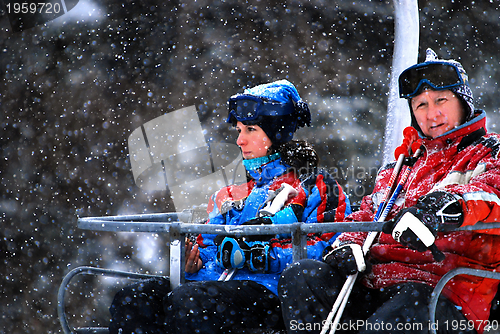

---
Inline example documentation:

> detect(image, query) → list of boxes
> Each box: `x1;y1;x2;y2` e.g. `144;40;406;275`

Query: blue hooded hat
227;79;311;144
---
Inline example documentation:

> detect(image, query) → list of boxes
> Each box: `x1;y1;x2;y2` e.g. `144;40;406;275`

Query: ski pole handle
378;146;422;223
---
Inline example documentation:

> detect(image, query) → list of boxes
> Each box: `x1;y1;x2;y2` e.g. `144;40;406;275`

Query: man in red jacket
278;48;500;334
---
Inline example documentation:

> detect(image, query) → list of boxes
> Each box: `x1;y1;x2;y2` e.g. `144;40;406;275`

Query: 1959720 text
5;2;62;14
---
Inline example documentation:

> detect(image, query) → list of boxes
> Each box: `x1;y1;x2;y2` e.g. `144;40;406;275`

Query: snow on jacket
342;110;500;333
188;157;350;294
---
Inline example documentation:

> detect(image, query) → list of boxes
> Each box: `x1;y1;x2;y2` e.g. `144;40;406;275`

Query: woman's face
235;121;272;159
411;89;466;138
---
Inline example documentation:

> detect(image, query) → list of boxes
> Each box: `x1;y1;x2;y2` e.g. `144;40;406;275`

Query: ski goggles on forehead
399;61;466;99
226;95;294;123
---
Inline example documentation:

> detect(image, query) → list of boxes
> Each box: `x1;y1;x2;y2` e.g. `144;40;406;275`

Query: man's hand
322;242;367;277
185;238;203;273
382;191;463;261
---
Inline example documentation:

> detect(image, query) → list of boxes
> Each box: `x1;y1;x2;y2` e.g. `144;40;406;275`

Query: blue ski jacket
186;157;350;294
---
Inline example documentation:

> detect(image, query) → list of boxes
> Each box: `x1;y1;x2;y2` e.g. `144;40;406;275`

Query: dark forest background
0;0;499;332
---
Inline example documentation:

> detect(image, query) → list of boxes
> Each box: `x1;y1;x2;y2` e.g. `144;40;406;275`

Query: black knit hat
403;49;475;135
423;49;474;121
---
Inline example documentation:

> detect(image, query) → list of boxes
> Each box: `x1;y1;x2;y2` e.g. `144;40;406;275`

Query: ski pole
373;153;406;222
373;127;418;223
328;144;422;334
319;152;407;334
218;268;237;281
319;153;407;334
321;132;421;334
327;144;423;334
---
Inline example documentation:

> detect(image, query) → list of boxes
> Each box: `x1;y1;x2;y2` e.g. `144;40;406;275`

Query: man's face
411;89;466;138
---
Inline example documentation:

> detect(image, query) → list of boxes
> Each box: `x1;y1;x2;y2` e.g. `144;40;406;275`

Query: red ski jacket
342;111;500;333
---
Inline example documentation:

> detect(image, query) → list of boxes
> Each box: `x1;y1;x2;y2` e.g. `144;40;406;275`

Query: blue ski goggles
226;94;295;123
399;61;466;99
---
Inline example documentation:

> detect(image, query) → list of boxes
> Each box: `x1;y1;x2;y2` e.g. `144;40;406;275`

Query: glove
322;241;367;277
215;237;272;272
382;191;463;261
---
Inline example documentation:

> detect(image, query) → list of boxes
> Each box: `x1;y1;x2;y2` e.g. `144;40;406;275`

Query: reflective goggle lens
399;62;465;98
227;95;293;123
228;98;262;121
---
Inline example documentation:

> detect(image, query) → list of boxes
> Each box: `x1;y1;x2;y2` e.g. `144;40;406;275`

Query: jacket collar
421;110;487;150
246;157;290;186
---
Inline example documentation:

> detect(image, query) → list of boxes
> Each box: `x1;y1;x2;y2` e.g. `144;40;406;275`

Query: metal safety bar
429;268;500;334
60;217;388;334
76;218;390;287
60;214;500;334
77;216;500;289
58;266;163;334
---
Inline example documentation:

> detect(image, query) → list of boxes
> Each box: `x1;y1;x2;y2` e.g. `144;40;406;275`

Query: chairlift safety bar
77;214;500;288
61;214;500;334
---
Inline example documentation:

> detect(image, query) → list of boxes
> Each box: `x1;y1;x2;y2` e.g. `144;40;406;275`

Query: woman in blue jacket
110;79;350;334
